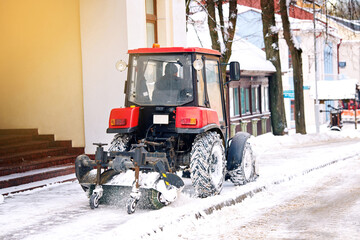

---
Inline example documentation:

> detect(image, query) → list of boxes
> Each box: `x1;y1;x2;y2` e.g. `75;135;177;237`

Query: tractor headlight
115;60;128;72
193;59;204;71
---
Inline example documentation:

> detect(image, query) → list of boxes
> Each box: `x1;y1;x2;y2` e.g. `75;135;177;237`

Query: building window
241;87;250;115
229;87;234;117
146;0;157;48
251;87;259;113
324;42;333;80
262;86;269;112
233;88;240;116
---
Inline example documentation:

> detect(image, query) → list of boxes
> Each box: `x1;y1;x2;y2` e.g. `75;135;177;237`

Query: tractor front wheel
228;141;256;185
190;132;226;198
89;193;100;209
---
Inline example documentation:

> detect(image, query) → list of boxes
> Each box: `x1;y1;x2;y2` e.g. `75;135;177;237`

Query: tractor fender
226;132;251;171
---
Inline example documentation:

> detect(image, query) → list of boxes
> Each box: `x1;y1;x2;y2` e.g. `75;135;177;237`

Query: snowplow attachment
75;154;184;211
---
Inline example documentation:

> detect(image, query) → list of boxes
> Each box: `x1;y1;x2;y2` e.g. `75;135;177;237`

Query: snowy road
1;127;360;239
156;157;360;239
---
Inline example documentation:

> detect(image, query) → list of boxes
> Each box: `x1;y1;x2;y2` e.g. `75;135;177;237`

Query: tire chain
190;131;225;198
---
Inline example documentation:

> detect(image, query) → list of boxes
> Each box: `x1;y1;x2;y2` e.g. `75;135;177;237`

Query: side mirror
229;62;240;81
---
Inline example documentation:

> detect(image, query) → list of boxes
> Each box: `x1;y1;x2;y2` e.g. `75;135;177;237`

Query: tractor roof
128;47;221;56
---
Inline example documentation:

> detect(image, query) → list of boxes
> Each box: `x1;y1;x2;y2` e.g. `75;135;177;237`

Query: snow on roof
237;5;262;15
229;38;276;73
311;79;358;100
327;15;360;32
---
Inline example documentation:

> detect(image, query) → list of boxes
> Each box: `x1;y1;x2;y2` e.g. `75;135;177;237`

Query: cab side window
205;59;223;122
196;55;206;107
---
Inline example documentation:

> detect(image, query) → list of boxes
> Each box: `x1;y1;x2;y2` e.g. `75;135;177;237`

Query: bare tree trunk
206;0;238;82
260;0;287;135
185;0;191;32
279;0;306;134
207;1;221;52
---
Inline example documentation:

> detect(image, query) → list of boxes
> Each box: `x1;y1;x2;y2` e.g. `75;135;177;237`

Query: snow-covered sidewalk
1;124;360;239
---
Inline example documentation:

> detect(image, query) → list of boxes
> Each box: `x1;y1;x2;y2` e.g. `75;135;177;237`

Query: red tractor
75;47;258;214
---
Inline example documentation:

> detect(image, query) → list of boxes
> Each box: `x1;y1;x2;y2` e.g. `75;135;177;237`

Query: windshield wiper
176;59;183;67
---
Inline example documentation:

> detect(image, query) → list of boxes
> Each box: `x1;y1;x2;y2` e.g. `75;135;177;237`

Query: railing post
240;120;250;133
251;118;260;137
261;116;269;134
230;122;240;138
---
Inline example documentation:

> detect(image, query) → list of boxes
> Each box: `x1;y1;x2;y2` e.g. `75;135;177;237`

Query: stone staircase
0;129;84;195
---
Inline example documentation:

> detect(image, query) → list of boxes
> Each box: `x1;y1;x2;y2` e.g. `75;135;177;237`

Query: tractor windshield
128;54;193;106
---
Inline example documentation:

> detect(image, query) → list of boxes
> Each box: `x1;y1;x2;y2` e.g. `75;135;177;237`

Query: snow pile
0;195;3;205
153;157;360;239
310;79;358;100
106;170;160;189
250;125;360;156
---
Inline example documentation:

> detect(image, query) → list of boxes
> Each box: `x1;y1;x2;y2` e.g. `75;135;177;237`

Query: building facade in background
236;1;342;130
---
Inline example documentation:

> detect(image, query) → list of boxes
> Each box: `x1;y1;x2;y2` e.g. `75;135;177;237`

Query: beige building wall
321;16;360;81
279;24;340;129
0;0;85;147
80;0;187;153
157;0;186;47
337;25;360;81
339;41;360;81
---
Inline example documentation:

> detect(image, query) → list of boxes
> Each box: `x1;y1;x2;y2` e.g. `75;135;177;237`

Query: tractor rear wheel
190;132;226;198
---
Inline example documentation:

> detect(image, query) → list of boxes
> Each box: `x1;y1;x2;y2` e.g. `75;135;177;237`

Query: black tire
190;131;226;198
90;193;99;209
228;141;256;185
127;197;138;214
108;134;130;152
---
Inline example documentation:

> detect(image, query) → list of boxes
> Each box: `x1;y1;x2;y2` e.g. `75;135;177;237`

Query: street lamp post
313;1;320;134
356;84;360;130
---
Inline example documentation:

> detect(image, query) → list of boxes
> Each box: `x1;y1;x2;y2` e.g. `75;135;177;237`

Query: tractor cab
109;47;238;142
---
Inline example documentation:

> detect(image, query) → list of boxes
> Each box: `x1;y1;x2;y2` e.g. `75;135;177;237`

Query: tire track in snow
142;152;360;238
